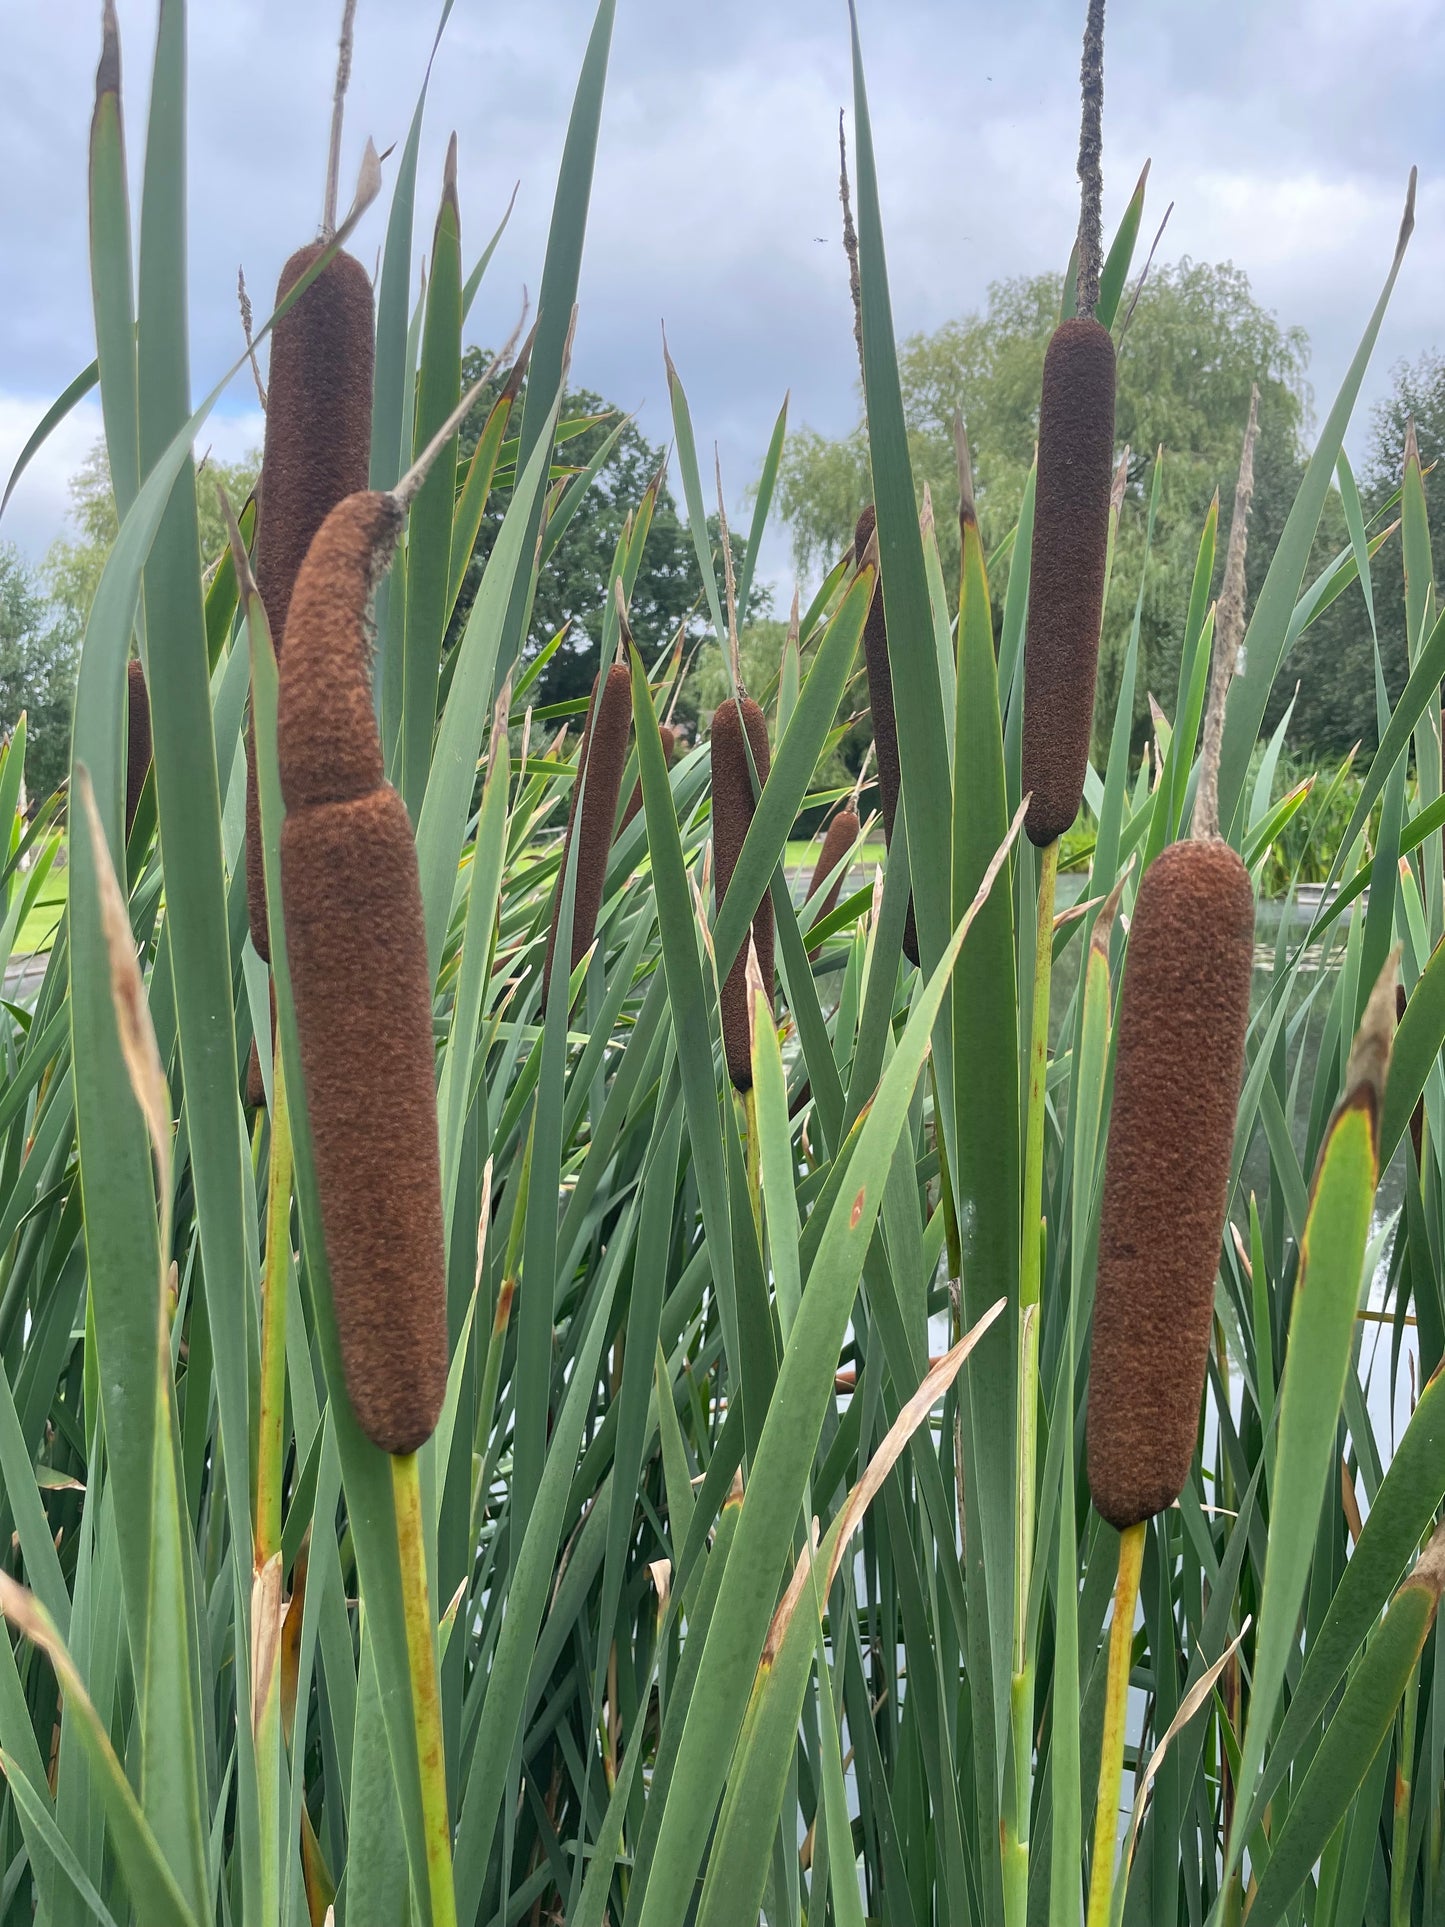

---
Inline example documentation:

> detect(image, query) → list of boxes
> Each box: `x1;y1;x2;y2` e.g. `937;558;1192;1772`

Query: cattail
712;695;773;1091
621;723;674;832
1020;0;1116;849
277;489;446;1455
854;504;918;965
246;242;375;960
245;982;278;1110
541;664;633;1000
125;658;151;837
1087;382;1260;1532
1398;983;1425;1169
1085;837;1254;1527
806;808;859;953
1019;320;1116;847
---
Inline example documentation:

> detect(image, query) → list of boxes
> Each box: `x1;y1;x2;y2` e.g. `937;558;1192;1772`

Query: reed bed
0;4;1435;1926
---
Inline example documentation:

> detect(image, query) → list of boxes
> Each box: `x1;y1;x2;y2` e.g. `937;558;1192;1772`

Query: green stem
1004;836;1059;1927
255;1047;292;1570
393;1449;458;1927
1087;1521;1146;1927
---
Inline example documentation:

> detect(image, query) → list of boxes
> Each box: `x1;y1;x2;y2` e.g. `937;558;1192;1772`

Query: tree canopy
778;258;1312;758
450;347;760;715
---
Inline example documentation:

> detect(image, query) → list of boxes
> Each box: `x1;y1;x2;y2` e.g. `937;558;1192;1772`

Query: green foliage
0;546;79;805
0;10;1438;1927
779;261;1311;761
451;348;765;710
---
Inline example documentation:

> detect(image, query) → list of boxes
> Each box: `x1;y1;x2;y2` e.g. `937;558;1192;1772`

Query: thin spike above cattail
542;661;632;999
1020;0;1116;848
712;694;773;1091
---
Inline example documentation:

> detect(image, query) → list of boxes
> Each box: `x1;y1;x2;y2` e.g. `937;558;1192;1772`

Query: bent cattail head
277;491;399;812
247;239;375;960
542;662;632;1000
711;694;774;1091
1020;317;1116;846
1086;835;1255;1529
274;484;447;1456
125;658;151;838
854;503;919;966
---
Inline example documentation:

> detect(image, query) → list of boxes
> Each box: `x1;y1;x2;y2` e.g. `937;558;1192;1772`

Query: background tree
46;441;261;630
778;259;1311;760
0;546;81;805
451;348;762;714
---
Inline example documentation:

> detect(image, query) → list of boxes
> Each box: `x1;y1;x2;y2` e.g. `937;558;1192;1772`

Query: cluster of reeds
0;3;1435;1926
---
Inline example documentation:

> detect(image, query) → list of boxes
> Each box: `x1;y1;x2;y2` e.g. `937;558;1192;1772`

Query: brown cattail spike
1086;837;1254;1528
806;809;859;954
854;505;919;965
277;489;447;1456
621;723;674;833
1021;0;1116;846
542;664;633;999
1020;318;1116;846
712;696;774;1092
246;241;375;959
1397;982;1425;1170
125;658;151;837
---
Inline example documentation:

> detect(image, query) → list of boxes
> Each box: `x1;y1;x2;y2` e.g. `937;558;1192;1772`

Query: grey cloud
1;1;1441;595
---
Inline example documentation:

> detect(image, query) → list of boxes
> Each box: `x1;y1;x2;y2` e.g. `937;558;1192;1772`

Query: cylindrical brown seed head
854;505;919;965
247;243;375;959
125;658;151;838
1021;316;1116;847
1398;983;1425;1169
277;486;447;1455
806;808;859;954
542;664;633;1000
621;722;674;832
1086;837;1255;1529
281;788;448;1453
711;695;774;1092
244;981;278;1111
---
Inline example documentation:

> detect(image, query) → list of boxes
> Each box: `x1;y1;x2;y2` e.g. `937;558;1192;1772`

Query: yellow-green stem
1004;836;1059;1927
255;1048;292;1570
393;1449;458;1927
1087;1520;1146;1927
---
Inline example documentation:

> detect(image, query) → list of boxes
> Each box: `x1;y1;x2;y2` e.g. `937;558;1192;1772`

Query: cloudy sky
1;0;1441;598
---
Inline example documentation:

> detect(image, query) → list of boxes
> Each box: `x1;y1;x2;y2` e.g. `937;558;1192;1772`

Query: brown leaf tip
96;0;120;103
